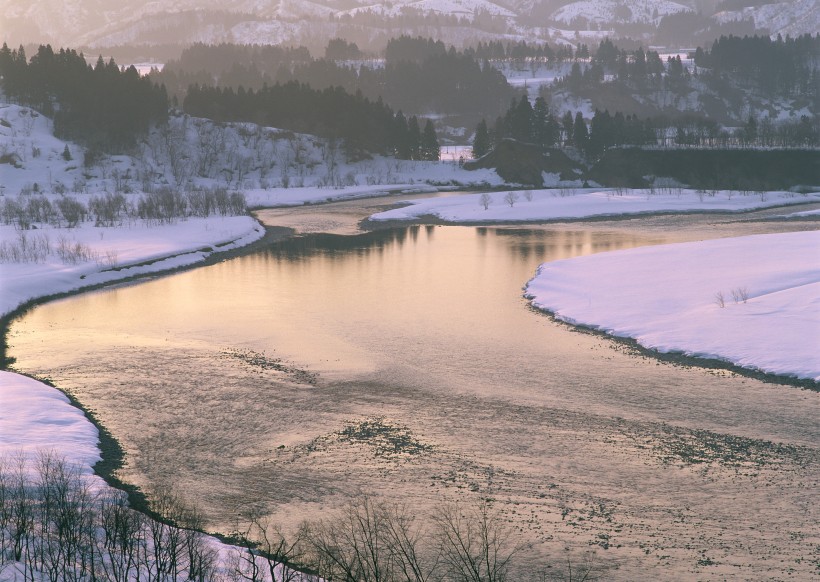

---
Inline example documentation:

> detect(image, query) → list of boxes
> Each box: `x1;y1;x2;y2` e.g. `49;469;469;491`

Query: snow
714;0;820;38
0;371;103;480
500;62;574;101
369;188;820;223
0;216;265;318
340;0;516;20
525;231;820;381
551;0;690;25
782;208;820;218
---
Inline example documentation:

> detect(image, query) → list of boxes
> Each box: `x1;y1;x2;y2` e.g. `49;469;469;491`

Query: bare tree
232;512;305;582
381;503;441;582
503;192;519;208
433;501;521;582
97;490;143;582
479;193;492;210
304;495;395;582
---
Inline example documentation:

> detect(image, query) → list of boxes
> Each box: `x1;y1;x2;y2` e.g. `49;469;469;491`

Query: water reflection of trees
492;228;647;262
253;225;652;267
260;226;427;261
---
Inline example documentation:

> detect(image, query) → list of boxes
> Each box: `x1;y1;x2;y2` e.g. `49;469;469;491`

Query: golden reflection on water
12;226;652;381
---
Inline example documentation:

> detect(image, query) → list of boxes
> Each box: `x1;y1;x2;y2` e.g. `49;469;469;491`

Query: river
7;196;819;579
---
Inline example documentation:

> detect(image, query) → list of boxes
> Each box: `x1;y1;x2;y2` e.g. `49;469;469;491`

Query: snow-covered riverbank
0;216;265;318
369;188;820;222
526;230;820;382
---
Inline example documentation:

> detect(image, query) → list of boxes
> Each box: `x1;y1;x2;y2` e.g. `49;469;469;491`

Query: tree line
0;44;168;151
183;83;439;160
0;42;442;160
694;34;820;98
549;35;818;124
154;37;517;123
474;97;655;159
474;98;818;161
0;452;593;581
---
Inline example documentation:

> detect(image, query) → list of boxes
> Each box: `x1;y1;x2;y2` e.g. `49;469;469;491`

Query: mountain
713;0;820;39
551;0;692;26
1;0;816;52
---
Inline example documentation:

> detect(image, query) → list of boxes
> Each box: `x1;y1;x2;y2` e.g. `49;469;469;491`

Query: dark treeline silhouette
548;35;819;132
157;42;312;98
558;34;820;103
154;37;516;122
654;11;759;46
466;39;576;62
479;95;818;163
0;44;168;151
485;96;654;157
694;34;820;98
183;83;439;160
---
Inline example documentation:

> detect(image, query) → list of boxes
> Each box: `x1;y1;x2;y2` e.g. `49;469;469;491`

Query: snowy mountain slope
340;0;517;19
1;0;812;50
0;101;500;206
714;0;820;38
551;0;692;25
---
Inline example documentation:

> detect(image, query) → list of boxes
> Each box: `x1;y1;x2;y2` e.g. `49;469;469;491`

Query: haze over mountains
3;0;817;53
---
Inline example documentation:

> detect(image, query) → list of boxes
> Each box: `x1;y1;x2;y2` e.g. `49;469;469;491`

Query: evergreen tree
492;116;505;147
62;144;72;161
743;114;758;145
407;116;421;160
472;118;491;158
573;111;588;151
532;97;553;147
562;111;574;145
393;111;412;159
508;95;533;142
420;119;440;161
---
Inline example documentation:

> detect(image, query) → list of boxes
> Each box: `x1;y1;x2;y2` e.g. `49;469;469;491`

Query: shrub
89;192;128;226
137;188;187;223
0;231;51;262
56;197;87;228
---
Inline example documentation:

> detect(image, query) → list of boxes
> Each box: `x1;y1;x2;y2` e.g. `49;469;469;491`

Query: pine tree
407;116;421;160
532;97;551;147
509;95;533;142
472;118;490;158
393;111;411;159
62;144;72;161
562;111;574;145
420;119;440;161
573;111;588;151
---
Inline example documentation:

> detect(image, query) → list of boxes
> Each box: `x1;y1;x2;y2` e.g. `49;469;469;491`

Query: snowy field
526;231;820;382
369;188;820;223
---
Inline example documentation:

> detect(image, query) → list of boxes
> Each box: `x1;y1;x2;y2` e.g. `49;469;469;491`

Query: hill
3;0;815;54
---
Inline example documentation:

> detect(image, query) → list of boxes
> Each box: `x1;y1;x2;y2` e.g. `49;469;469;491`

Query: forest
183;83;440;160
0;44;168;151
155;37;517;124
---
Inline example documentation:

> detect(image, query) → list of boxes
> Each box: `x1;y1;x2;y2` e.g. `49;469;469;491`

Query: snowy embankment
244;183;438;208
0;217;264;318
526;231;820;382
369;188;820;223
0;371;103;475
